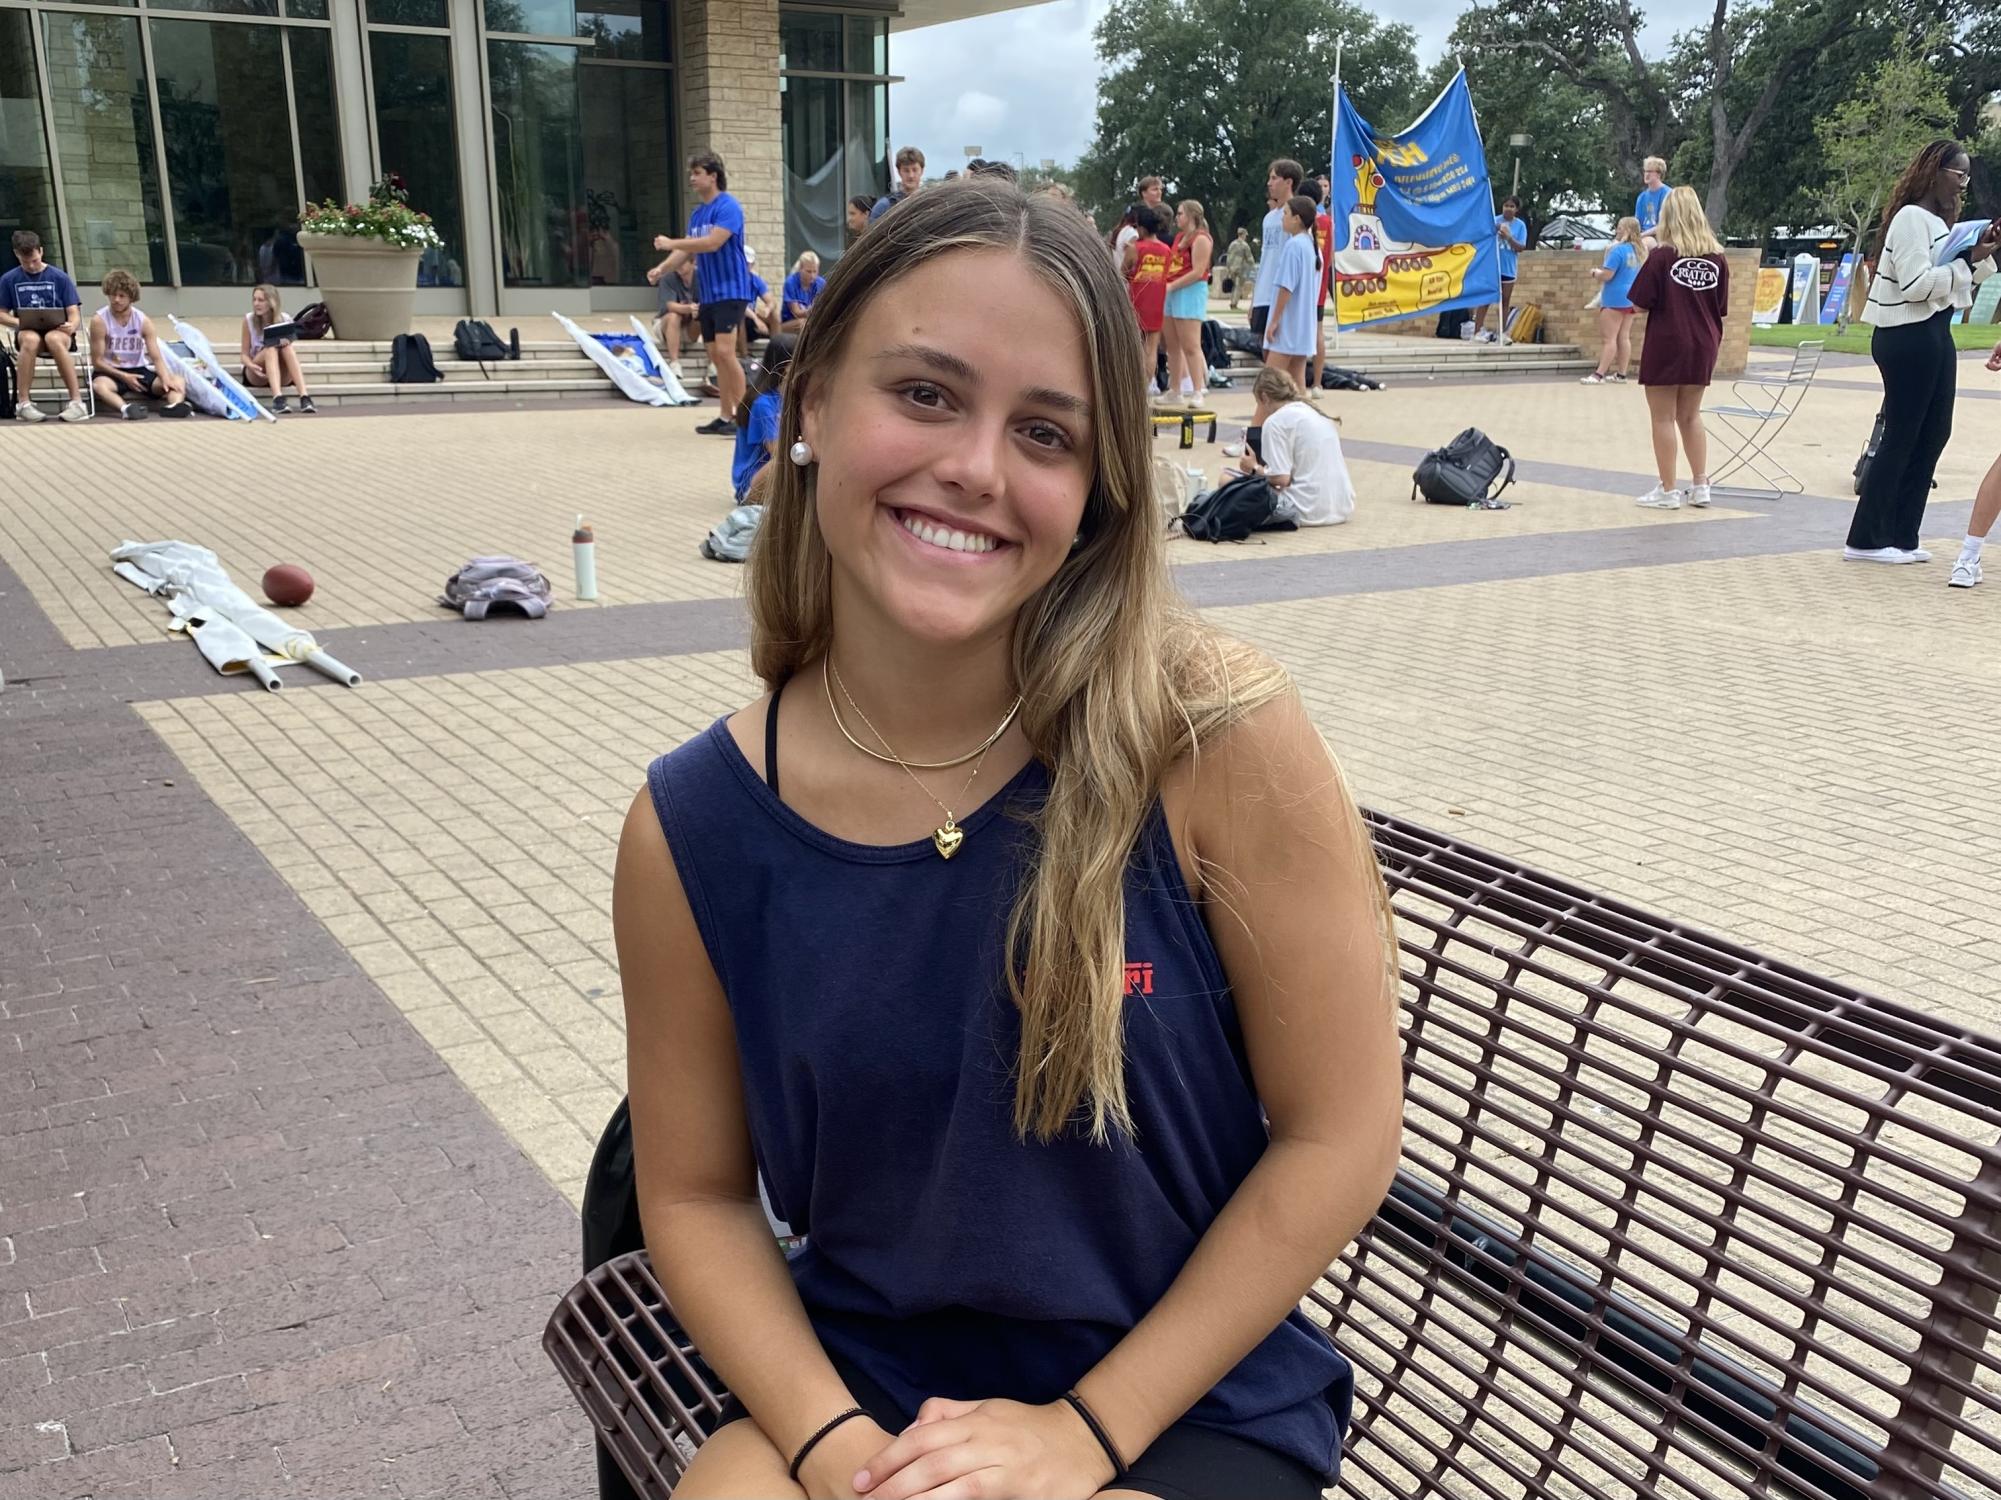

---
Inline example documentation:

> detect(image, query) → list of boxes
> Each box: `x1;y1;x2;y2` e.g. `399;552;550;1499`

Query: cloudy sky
889;0;1718;170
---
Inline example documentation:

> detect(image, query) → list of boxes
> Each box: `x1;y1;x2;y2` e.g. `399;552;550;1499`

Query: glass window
844;79;885;206
0;13;62;257
38;11;170;285
845;15;884;74
580;61;672;284
288;28;342;213
286;0;330;16
578;0;669;61
779;11;840;72
367;0;445;25
781;72;841;267
486;0;574;35
487;41;584;287
150;18;296;285
368;31;463;286
148;0;280;18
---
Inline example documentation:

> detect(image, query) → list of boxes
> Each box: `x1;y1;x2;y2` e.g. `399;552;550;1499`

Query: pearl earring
789;440;813;466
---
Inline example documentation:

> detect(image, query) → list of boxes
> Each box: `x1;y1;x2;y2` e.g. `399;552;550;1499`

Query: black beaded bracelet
1061;1389;1130;1480
788;1406;868;1483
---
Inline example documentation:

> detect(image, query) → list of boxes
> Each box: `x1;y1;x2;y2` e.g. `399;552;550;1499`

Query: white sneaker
1637;485;1682;509
1687;483;1712;508
1908;547;1932;562
1580;372;1606;385
59;398;88;423
1842;545;1920;564
1498;333;1514;346
1950;557;1982;588
15;402;45;423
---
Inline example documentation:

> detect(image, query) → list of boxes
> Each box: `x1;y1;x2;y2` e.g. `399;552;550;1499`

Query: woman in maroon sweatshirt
1629;186;1729;511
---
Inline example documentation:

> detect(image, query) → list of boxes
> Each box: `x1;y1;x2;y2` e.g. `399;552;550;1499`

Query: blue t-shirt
0;263;82;314
782;272;825;316
688;191;754;306
1266;232;1319;356
1636;185;1669;234
1601;243;1641;309
1251;205;1286;308
1495;215;1527;279
732;389;781;501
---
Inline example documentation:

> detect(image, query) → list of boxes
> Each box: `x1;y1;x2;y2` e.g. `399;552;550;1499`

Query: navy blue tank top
647;716;1352;1479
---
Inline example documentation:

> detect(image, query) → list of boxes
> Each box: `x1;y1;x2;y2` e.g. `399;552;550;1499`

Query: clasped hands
801;1395;1119;1500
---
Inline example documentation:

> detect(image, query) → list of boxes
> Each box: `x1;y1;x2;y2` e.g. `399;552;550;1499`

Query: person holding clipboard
241;284;316;413
1846;139;1998;566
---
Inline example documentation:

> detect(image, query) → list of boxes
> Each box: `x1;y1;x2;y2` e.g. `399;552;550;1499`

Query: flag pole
1330;36;1343;354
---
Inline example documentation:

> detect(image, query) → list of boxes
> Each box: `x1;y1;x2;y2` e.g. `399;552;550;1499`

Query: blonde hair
1177;199;1208;237
791;251;820;276
1613;216;1650;265
747;179;1392;1143
1251;366;1303;405
1657;186;1721;258
251;283;283;330
1643;156;1668;176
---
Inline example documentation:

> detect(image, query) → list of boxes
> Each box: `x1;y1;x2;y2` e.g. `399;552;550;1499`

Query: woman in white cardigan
1846;140;1999;565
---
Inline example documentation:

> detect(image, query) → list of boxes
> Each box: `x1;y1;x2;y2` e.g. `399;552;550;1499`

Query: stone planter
298;233;421;342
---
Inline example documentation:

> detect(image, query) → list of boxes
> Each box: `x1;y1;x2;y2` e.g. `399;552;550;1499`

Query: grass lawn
1751;321;2000;357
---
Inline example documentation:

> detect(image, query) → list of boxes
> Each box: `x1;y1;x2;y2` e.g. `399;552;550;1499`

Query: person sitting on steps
1;229;89;422
89;269;190;421
240;284;316;413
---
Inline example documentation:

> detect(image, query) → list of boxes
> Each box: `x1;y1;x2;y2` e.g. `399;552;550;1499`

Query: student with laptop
1;229;89;422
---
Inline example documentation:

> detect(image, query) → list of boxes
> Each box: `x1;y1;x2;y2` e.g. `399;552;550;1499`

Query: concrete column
677;0;782;262
327;0;376;204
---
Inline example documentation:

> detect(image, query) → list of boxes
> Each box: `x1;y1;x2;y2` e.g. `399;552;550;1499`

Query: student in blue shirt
1475;196;1529;343
653;151;756;436
1261;194;1319;385
780;252;824;333
1581;216;1647;384
1635;158;1670;243
730;332;795;505
0;229;88;422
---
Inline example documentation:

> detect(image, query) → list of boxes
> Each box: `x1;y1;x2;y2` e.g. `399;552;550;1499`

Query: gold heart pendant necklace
826;658;1021;862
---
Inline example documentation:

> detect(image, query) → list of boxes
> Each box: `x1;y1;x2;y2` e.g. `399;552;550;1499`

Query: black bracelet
787;1405;868;1483
1061;1389;1129;1480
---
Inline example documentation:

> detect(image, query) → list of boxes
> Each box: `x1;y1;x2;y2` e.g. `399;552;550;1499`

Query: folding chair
3;322;94;420
1701;338;1823;500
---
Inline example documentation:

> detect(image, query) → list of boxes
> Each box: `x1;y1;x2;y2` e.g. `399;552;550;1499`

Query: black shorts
111;365;161;391
1248;305;1269;338
715;1348;1325;1500
700;299;748;341
1314;304;1326;323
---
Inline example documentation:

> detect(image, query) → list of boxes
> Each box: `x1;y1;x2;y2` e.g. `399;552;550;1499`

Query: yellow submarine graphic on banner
1333;153;1477;324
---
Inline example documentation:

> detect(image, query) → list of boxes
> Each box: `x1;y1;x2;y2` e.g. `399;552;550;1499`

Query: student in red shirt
1306;176;1333;394
1126;205;1172;397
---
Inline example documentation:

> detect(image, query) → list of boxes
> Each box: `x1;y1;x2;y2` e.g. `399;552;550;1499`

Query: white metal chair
1702;338;1824;500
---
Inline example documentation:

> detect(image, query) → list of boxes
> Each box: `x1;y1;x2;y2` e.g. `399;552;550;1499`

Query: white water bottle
573;515;598;600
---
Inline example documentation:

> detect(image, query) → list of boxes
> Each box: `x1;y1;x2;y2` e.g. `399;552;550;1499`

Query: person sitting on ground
869;145;926;225
847;195;875;241
1581;217;1646;385
240;284;315;413
730;332;795;506
1235;366;1354;526
1;229;88;422
648;256;700;369
89;269;189;421
1262;194;1319;386
613;175;1400;1500
780;253;824;334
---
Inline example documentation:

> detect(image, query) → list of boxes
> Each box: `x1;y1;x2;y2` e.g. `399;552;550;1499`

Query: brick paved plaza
4;346;2000;1496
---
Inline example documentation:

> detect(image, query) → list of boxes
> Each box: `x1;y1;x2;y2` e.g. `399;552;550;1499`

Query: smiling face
799;249;1095;649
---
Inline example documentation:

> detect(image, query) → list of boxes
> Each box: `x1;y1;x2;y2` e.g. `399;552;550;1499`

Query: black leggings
1849;310;1956;551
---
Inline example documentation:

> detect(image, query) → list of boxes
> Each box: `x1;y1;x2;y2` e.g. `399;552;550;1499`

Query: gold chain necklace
824;656;1015;860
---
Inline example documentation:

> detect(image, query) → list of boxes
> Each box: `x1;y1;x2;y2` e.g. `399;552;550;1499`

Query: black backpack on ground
296;302;334;340
1321;365;1384;392
1220;324;1263;357
389;332;443;384
1173;473;1295;542
1413;428;1516;506
1435;306;1471;340
452;318;514;372
1201;319;1230;371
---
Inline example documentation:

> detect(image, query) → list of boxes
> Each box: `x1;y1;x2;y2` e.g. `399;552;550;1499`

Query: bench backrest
1328;812;2001;1500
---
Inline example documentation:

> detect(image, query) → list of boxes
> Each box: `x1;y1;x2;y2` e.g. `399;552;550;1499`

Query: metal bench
545;811;2001;1500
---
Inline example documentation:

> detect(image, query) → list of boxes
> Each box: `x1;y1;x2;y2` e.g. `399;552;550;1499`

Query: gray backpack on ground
700;504;763;563
440;556;553;619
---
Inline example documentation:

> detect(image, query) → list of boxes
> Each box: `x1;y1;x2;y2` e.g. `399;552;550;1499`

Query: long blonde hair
251;283;283;330
1657;186;1721;258
1613;216;1649;265
748;179;1391;1143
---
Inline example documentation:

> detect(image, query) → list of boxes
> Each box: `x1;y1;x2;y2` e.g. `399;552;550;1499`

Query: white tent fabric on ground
168;317;276;421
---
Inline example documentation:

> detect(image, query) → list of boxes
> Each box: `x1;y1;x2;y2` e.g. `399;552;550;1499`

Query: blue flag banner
1331;67;1502;328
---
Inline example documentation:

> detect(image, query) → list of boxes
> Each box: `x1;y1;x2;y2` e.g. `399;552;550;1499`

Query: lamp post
1508;133;1532;200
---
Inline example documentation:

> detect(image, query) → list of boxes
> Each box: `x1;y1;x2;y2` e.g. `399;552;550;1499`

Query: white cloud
888;0;1722;170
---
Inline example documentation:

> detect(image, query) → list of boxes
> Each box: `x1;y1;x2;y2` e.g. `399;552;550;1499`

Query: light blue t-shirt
1495;215;1527;278
1600;243;1641;309
1266;232;1319;356
732;389;782;501
1251;205;1286;309
688;191;754;305
1636;185;1669;235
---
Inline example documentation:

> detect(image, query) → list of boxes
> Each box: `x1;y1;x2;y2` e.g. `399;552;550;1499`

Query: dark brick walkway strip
0;547;594;1498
